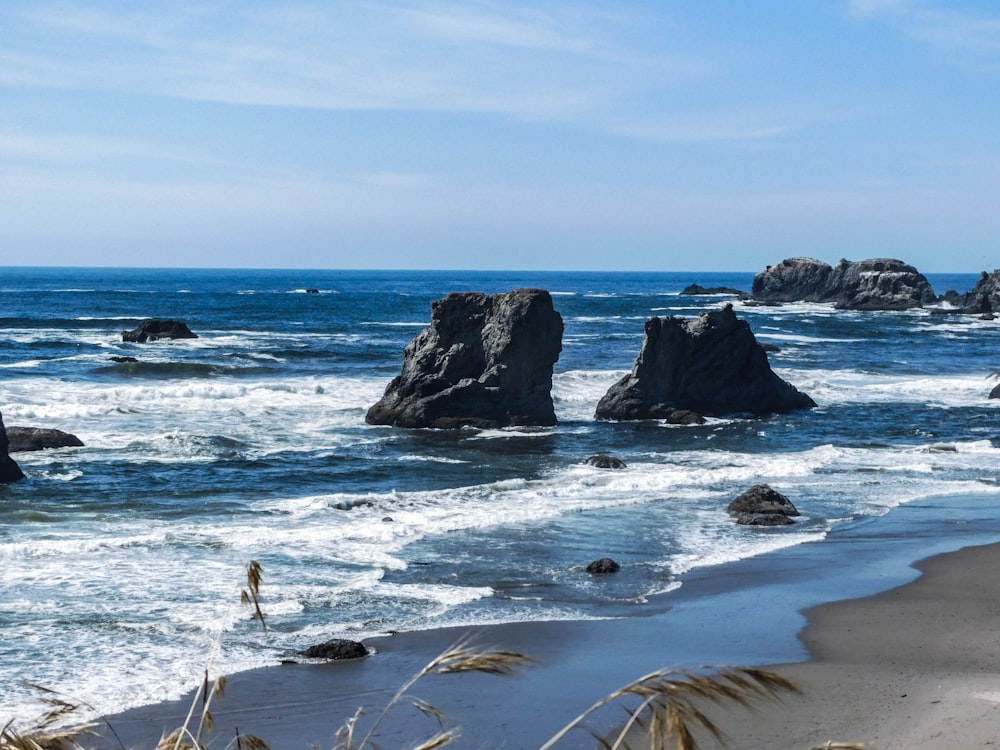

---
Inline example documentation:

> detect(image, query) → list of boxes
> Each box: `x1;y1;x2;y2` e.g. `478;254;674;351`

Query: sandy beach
77;493;1000;750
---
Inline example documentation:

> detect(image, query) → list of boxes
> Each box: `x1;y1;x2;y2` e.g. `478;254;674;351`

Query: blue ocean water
2;266;998;720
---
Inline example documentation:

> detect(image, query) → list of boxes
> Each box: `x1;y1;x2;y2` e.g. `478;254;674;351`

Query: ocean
2;266;998;721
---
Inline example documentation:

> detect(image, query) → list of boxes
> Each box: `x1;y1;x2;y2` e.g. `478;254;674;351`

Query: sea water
1;267;997;720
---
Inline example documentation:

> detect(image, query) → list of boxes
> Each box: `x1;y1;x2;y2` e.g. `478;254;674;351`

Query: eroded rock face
594;305;815;420
366;289;563;429
961;270;1000;314
122;319;198;343
6;427;84;452
751;258;936;310
0;413;25;483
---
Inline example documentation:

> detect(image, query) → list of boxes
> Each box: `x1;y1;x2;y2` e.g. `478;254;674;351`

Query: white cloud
849;1;1000;55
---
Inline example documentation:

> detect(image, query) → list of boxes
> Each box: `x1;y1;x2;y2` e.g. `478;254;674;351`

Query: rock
733;512;796;526
300;638;368;660
989;383;1000;400
109;356;139;363
751;257;936;310
586;558;620;574
680;284;746;296
595;305;815;420
761;343;781;353
585;455;627;469
962;270;1000;314
366;289;563;429
122;319;198;343
982;313;996;321
306;288;320;294
6;427;84;452
0;412;25;483
727;484;799;525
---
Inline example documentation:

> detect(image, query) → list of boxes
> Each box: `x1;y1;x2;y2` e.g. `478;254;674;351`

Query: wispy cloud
849;1;1000;56
0;1;701;123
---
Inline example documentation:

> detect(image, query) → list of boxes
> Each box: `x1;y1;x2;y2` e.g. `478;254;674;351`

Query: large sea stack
957;269;1000;314
122;319;198;343
751;257;936;310
366;288;563;428
0;412;25;483
595;304;815;420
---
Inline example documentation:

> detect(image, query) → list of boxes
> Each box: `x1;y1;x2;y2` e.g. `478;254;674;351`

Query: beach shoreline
76;491;1000;749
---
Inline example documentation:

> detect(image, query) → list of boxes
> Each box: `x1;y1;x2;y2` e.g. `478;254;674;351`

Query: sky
1;1;999;272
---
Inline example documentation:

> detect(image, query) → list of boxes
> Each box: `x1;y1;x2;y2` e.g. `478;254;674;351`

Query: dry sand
86;539;1000;749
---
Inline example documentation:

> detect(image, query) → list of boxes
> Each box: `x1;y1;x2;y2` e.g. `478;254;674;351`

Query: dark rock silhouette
727;484;799;526
6;427;84;452
680;284;746;296
300;638;368;660
0;412;25;483
595;305;815;420
959;270;1000;314
751;257;936;310
366;289;563;428
584;455;627;469
586;558;620;574
122;319;198;343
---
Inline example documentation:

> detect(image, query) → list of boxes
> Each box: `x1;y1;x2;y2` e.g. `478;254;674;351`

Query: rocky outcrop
366;289;563;429
0;413;25;483
751;258;936;310
300;638;368;660
122;319;198;343
727;484;799;526
957;270;1000;314
680;284;746;296
6;427;84;452
584;455;627;469
586;558;620;574
595;305;815;420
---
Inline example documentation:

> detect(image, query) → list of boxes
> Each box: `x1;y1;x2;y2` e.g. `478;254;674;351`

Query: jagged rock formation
366;289;563;429
955;270;1000;314
0;412;25;483
751;258;936;310
122;319;198;343
595;305;815;420
6;427;84;452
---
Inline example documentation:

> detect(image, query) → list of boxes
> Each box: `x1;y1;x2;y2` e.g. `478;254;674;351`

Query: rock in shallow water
727;484;799;526
6;427;84;452
595;304;814;420
300;638;368;660
366;289;563;429
122;319;198;343
586;558;620;574
0;412;24;483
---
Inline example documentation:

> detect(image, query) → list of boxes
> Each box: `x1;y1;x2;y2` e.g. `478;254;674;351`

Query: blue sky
1;1;998;271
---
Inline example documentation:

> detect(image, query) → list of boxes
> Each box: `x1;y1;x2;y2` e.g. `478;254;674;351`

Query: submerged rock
727;484;799;526
586;558;620;574
0;412;25;483
122;319;198;343
366;289;563;428
585;455;627;469
6;427;84;452
751;257;936;310
300;638;368;660
595;305;815;420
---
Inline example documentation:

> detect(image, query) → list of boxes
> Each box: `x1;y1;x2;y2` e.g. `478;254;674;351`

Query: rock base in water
366;289;563;429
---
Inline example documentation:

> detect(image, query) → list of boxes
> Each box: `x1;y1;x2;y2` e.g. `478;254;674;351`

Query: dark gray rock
990;382;1000;400
6;427;84;452
680;284;746;296
0;412;25;483
110;356;139;363
122;319;198;343
595;305;815;420
727;484;799;526
961;270;1000;314
366;289;563;429
586;558;620;574
733;512;796;526
585;455;627;469
751;257;936;310
300;638;368;660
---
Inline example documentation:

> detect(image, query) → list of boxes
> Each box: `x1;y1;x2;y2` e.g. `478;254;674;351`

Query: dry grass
4;560;873;750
